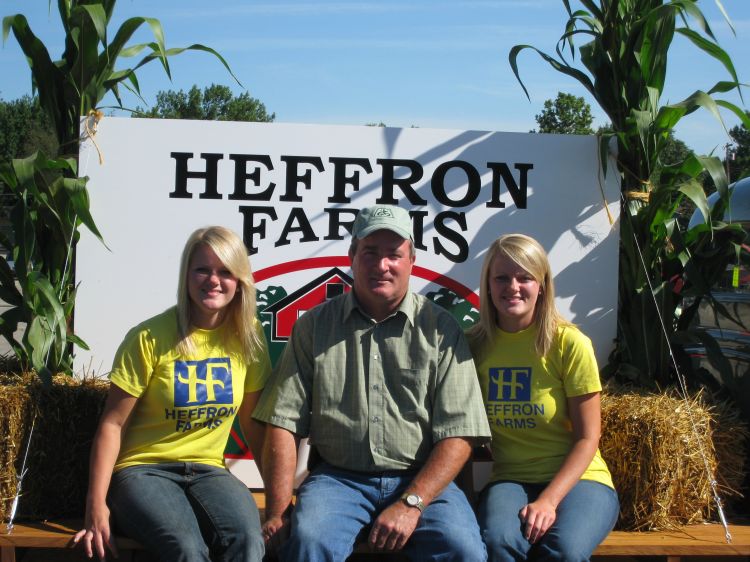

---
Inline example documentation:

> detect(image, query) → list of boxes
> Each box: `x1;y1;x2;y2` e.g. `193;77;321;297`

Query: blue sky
2;1;748;157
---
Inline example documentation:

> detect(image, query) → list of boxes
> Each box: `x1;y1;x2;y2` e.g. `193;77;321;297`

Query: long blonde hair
176;226;262;360
467;233;570;359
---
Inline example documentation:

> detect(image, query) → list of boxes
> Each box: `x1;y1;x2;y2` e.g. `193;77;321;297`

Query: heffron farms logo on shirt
486;367;543;429
174;357;234;406
488;367;531;401
166;358;237;433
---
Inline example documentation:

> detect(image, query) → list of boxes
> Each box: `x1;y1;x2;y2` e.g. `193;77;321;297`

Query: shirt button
372;384;379;391
373;354;379;360
372;416;380;423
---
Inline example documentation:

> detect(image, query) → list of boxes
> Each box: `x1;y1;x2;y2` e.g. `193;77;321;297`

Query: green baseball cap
352;205;413;241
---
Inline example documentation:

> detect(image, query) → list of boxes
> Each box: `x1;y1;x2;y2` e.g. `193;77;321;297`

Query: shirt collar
343;289;415;326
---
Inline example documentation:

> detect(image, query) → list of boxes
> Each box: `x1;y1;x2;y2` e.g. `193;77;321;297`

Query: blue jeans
478;480;619;562
109;462;264;562
280;463;486;562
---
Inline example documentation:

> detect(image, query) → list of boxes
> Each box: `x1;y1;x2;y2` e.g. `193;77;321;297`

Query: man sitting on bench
254;204;491;562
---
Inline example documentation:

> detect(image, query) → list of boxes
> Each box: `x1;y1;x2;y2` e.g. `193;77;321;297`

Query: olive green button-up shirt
254;291;490;472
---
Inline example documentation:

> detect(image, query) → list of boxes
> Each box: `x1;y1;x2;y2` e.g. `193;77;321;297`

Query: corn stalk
510;0;750;388
1;0;238;381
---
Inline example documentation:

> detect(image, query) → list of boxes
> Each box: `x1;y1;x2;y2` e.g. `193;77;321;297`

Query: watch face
401;492;423;511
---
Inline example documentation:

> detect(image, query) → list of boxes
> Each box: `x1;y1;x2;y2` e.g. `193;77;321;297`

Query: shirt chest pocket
389;368;429;414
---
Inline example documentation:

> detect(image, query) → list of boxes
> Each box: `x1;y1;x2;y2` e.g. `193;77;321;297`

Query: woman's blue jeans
280;463;486;562
477;479;619;562
109;462;264;562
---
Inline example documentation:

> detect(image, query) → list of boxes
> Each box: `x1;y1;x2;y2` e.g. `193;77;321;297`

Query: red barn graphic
263;267;353;341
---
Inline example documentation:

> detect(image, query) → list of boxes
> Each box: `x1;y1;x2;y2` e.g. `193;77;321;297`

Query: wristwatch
400;492;425;512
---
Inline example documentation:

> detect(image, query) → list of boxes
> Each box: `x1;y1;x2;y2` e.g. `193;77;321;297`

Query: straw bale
0;374;108;521
0;373;32;523
601;386;747;531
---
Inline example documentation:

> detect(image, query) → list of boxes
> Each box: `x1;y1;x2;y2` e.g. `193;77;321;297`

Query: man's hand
519;498;557;544
261;426;297;553
262;514;291;553
367;501;421;551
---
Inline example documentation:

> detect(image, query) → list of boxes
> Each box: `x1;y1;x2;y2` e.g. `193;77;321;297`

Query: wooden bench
3;490;750;561
4;519;750;561
595;524;750;560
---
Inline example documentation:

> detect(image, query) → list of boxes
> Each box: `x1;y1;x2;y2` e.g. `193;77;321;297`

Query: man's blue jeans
109;462;264;562
280;463;486;562
477;479;619;562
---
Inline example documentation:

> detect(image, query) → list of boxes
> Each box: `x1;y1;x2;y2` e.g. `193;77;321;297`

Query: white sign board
75;118;620;484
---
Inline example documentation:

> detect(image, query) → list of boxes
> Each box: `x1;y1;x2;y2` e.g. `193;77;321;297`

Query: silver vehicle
686;176;750;395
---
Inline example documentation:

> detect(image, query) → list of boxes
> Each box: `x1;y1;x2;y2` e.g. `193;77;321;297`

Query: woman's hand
519;497;557;543
519;392;603;544
73;385;137;560
73;503;118;560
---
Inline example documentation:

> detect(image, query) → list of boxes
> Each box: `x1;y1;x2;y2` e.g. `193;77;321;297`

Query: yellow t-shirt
110;307;271;471
475;325;614;489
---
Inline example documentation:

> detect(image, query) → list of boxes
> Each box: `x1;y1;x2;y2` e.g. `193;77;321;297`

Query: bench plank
4;518;750;560
0;493;266;561
594;523;750;556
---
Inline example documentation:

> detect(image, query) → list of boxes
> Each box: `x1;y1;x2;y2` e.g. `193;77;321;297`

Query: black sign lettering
228;154;275;201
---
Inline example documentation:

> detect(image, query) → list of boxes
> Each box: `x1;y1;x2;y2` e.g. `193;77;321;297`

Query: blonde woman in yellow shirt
75;226;271;562
468;234;618;561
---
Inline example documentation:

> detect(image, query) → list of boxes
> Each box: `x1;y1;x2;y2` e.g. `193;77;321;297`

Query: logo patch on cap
373;208;394;217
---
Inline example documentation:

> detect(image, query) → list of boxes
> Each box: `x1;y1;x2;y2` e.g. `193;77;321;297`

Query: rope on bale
621;191;732;544
6;416;33;534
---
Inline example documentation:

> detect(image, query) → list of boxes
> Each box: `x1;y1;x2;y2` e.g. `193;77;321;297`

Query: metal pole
725;143;733;185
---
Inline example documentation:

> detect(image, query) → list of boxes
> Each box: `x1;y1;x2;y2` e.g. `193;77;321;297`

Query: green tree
532;92;594;134
1;0;237;381
136;84;275;122
727;112;750;182
661;134;692;167
0;96;57;161
510;0;750;388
